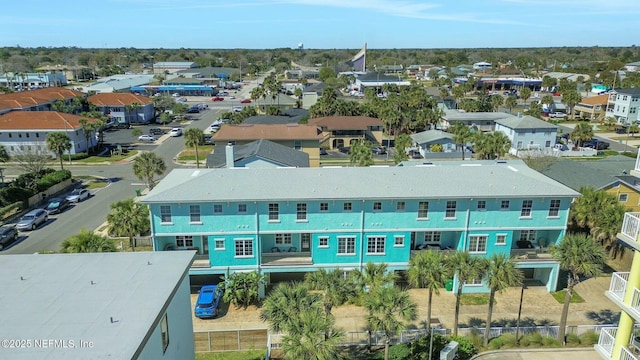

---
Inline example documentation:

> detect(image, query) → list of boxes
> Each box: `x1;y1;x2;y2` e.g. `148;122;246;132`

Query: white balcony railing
619;346;638;360
597;327;617;358
632;288;640;316
610;273;631;303
621;213;640;243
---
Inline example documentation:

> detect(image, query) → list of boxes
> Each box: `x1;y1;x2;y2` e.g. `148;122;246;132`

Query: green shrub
449;335;478;359
0;201;23;220
388;342;411;360
37;169;72;191
565;333;581;346
486;333;516;350
541;336;561;348
488;336;504;350
69;152;88;160
523;332;544;347
579;331;599;345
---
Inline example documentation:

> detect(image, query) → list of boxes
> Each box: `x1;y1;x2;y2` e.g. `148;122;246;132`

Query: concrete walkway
472;348;600;360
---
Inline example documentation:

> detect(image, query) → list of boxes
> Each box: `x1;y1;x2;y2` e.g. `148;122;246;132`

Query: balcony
607;272;640;322
510;248;553;262
192;254;210;268
596;327;617;359
619;213;640;249
621;346;639;360
262;250;312;267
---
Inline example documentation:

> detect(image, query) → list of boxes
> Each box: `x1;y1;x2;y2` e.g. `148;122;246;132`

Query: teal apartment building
142;160;579;293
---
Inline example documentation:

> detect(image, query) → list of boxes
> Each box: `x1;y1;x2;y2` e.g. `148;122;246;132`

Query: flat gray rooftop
0;251;194;359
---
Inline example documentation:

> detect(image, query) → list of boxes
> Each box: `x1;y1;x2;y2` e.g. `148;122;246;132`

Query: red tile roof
213;124;321;141
0;111;99;131
0;87;84;109
88;93;153;106
308;116;383;130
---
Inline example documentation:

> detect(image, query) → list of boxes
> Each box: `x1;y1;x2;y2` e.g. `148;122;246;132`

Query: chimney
225;142;235;168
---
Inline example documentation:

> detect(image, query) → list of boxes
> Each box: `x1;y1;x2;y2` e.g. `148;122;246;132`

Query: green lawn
551;290;585;304
195;350;266;360
177;145;215;161
460;294;490;305
75;150;138;163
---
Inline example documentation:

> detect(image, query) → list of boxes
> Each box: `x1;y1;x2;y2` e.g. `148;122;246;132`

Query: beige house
212;124;322;167
307;116;384;150
574;94;609;123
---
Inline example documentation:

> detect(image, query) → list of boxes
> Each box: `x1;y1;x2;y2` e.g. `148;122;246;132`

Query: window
517;141;523;149
424;231;441;243
469;235;487;253
297;203;307;221
367;236;385;254
214;238;225;250
520;200;533;217
320;202;329;212
337;236;355;254
396;201;406;211
213;204;223;214
520;230;536;242
477;200;486;211
619;193;629;202
235;239;253;257
445;200;456;219
161;314;169;353
160;205;172;223
501;200;510;210
189;205;201;223
545;140;551;148
343;202;352;211
268;203;279;221
465;278;483;286
548;199;561;217
418;201;429;219
275;233;292;245
176;235;193;247
238;204;247;213
294;140;302;150
394;236;405;247
496;234;507;245
373;202;382;211
319;237;329;248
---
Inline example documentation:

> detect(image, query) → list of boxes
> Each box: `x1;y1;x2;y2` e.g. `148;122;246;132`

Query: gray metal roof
0;252;194;359
495;115;558;130
206;139;310;168
444;110;513;122
143;160;580;203
614;87;640;96
411;130;454;144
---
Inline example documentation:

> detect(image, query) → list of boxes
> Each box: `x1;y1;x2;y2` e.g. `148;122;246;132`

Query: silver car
16;209;48;231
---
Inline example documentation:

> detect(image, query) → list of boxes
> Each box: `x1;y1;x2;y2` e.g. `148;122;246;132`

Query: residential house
624;61;640;72
252;93;298;112
243;109;309;125
595;211;640;359
410;130;461;159
206;140;310;168
0;87;84;115
88;93;155;125
574;94;609;123
307;116;384;150
0;111;100;156
606;88;640;125
494;115;558;156
0;252;195;360
441;109;513;132
141;161;579;294
211;123;321;167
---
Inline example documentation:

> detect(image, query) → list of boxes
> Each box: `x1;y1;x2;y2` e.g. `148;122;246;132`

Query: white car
548;112;566;119
66;188;90;203
138;134;157;142
169;128;183;137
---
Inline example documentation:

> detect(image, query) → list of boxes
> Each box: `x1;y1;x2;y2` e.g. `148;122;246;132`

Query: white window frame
519;230;536;242
176;235;193;248
268;203;279;221
619;193;629;203
445;200;457;219
465;278;483;286
296;203;307;221
424;231;441;244
373;202;382;212
213;204;223;214
548;199;561;217
417;201;429;219
496;234;507;246
234;239;254;258
189;205;201;223
238;204;247;213
160;205;172;224
396;201;406;212
520;200;533;218
275;233;292;245
320;202;329;212
318;236;329;248
214;238;225;250
394;236;405;247
367;236;385;255
343;202;352;212
469;235;487;253
500;200;510;210
477;200;486;211
337;236;356;255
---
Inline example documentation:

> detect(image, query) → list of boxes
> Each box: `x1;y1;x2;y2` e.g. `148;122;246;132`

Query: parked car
138;134;157;142
203;135;214;145
187;106;200;113
194;285;223;319
615;126;628;134
584;139;610;150
212;96;224;102
338;146;350;154
169;128;183;137
218;91;229;96
232;106;243;112
66;188;90;203
45;197;71;215
240;99;251;104
371;146;387;155
176;97;188;102
197;104;208;110
115;122;131;129
548;112;566;119
319;148;328;155
16;209;48;231
0;225;18;250
409;149;423;159
149;128;165;136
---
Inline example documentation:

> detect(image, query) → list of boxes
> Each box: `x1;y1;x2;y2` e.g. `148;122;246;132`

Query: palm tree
78;118;98;155
364;286;417;360
408;250;448;331
349;139;373;166
482;254;523;346
281;306;344;360
106;198;149;252
304;268;354;317
132;151;166;190
219;271;265;309
490;95;504;112
561;90;582;119
520;87;532;106
505;96;518;114
260;282;323;334
541;94;555;114
550;234;606;343
184;128;204;168
449;123;472;160
45;131;72;170
0;144;9;163
446;251;485;336
351;262;397;296
60;229;116;253
571;122;593;147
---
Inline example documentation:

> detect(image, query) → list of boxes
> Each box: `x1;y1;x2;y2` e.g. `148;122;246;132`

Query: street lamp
515;284;527;345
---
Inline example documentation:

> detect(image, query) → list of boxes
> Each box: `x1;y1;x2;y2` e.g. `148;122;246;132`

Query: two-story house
88;93;155;125
574;94;609;123
0;87;85;115
494;115;558;157
307;116;384;150
606;88;640;125
212;123;321;167
141;161;579;295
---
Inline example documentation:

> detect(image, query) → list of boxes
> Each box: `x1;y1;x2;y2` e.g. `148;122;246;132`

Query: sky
1;0;638;49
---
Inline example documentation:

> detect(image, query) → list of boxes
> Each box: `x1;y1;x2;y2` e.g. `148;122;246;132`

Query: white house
606;88;640;125
0;252;196;360
494;115;558;156
473;62;492;72
410;129;462;159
